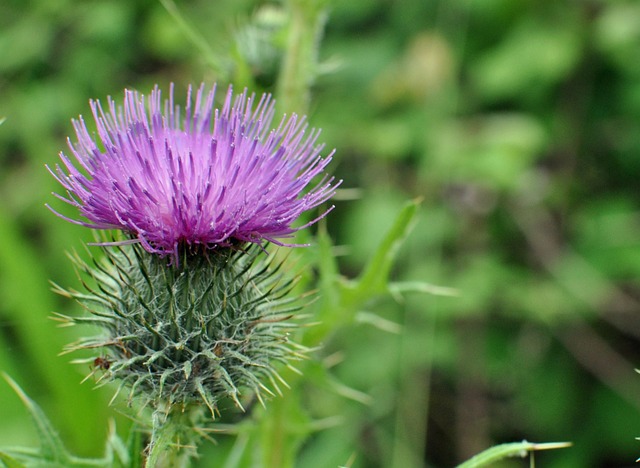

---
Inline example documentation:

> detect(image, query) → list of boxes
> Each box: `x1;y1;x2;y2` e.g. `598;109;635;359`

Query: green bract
55;243;304;417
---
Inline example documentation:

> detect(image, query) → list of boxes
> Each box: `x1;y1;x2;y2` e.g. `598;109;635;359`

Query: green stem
145;406;205;468
257;388;309;468
157;0;224;74
455;441;572;468
258;3;329;460
276;0;328;115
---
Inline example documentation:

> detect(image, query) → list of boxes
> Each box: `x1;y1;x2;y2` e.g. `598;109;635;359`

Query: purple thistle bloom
48;84;339;257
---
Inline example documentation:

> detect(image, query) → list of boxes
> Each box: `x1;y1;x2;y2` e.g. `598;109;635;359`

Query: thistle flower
48;83;338;258
48;84;339;463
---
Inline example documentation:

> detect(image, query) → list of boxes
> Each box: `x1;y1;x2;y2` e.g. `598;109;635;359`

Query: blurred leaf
2;375;68;463
341;198;421;305
388;280;458;299
574;198;640;277
0;452;27;468
439;254;508;318
371;32;455;107
341;190;413;270
1;375;117;467
74;1;132;43
595;3;640;76
0;17;53;73
430;113;548;191
470;17;583;102
0;202;107;451
1;375;131;468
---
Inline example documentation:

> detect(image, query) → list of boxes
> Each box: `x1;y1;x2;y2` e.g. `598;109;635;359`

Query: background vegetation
2;0;640;466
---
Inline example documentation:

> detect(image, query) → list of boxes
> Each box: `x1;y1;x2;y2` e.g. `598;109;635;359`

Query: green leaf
316;224;341;306
1;374;129;468
3;374;69;463
387;280;459;300
345;198;421;304
123;425;144;468
456;441;572;468
105;420;129;468
0;203;104;450
0;452;27;468
304;199;421;347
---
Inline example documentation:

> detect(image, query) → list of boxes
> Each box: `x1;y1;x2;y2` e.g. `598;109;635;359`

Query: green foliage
2;0;640;466
0;375;130;468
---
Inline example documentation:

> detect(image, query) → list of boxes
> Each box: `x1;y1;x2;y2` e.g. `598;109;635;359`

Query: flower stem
145;405;205;468
276;0;328;115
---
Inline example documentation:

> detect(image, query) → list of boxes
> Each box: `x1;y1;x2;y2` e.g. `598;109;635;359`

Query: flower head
48;84;338;257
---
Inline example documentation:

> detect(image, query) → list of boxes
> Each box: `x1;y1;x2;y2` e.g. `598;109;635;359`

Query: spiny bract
56;243;305;415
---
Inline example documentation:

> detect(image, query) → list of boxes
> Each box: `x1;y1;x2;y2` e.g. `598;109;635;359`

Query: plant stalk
276;0;327;115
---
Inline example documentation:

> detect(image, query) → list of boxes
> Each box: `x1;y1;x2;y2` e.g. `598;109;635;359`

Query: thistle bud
58;243;302;415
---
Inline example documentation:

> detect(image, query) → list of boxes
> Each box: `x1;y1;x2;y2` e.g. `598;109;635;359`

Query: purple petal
48;83;340;258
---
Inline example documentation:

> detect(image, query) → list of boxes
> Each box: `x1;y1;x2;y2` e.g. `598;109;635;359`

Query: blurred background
2;0;640;466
